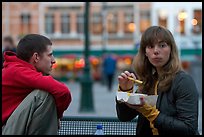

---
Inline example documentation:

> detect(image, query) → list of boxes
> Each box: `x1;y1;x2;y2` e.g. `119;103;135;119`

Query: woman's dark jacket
116;71;199;135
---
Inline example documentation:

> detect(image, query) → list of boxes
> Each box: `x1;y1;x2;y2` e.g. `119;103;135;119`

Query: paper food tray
116;92;158;106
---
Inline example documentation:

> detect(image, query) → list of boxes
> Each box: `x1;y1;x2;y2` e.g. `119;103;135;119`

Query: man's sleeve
13;68;72;118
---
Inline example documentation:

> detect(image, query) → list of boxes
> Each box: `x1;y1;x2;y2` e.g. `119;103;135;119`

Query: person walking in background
116;26;199;135
2;34;72;135
2;36;16;68
103;53;117;91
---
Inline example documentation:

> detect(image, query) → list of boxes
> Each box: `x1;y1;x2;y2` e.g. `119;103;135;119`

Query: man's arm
12;68;72;118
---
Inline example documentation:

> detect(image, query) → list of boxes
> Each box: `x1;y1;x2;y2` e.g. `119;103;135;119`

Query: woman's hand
118;71;136;91
125;97;160;123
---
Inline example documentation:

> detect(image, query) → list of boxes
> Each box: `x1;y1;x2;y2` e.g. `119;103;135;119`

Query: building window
158;16;167;28
192;9;202;34
77;13;84;34
20;13;31;35
177;10;187;35
45;14;54;34
158;10;167;29
124;12;134;33
179;19;185;35
91;13;102;35
140;10;151;33
61;14;70;34
107;12;117;34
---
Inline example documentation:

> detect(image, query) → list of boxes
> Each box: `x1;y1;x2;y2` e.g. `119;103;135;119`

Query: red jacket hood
3;51;36;71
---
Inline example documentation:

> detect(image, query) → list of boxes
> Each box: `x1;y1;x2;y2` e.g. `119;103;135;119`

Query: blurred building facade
2;2;202;51
151;2;202;49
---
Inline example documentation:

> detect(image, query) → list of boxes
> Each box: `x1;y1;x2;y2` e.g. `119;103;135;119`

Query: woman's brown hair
132;26;182;94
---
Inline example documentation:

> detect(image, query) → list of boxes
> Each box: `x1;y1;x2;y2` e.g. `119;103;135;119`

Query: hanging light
128;23;135;32
191;18;198;26
178;10;188;21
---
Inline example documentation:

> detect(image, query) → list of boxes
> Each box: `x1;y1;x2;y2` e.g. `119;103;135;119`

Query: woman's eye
160;43;167;48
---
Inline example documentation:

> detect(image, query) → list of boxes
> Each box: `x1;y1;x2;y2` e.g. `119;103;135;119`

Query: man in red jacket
2;34;72;135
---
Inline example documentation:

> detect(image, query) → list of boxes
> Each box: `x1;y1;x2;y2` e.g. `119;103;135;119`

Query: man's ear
32;52;40;63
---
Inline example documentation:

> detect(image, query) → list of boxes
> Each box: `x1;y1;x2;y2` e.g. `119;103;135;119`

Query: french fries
127;77;143;84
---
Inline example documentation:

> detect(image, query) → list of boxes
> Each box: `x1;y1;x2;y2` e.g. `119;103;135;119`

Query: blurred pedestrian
2;34;72;135
103;53;117;91
116;26;199;135
2;36;16;68
100;54;106;85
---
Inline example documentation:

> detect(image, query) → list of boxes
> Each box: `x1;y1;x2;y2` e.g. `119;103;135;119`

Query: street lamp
79;2;95;112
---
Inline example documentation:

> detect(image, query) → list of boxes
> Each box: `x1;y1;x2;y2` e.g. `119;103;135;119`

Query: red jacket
2;51;72;125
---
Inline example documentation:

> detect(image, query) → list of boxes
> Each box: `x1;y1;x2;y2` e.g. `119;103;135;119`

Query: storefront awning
53;49;202;58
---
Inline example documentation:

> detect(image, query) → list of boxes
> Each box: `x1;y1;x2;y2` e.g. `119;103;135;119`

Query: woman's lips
152;58;162;62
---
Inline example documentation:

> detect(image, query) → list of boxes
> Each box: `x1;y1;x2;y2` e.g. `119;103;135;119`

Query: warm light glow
159;10;167;20
74;58;85;69
191;19;198;26
91;58;99;65
128;23;135;32
178;11;188;21
124;58;132;65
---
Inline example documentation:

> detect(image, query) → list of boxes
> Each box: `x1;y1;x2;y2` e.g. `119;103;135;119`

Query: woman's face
145;40;171;69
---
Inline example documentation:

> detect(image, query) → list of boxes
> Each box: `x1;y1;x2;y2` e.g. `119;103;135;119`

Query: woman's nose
153;47;159;55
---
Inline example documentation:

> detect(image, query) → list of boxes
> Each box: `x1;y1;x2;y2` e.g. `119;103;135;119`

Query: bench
58;116;138;135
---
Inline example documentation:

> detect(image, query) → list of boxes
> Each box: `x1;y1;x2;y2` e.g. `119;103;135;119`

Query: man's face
35;46;56;75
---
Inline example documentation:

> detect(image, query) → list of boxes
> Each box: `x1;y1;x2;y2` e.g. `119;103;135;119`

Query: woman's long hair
132;26;182;94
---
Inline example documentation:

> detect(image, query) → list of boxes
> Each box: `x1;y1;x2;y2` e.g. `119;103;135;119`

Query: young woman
116;26;199;135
